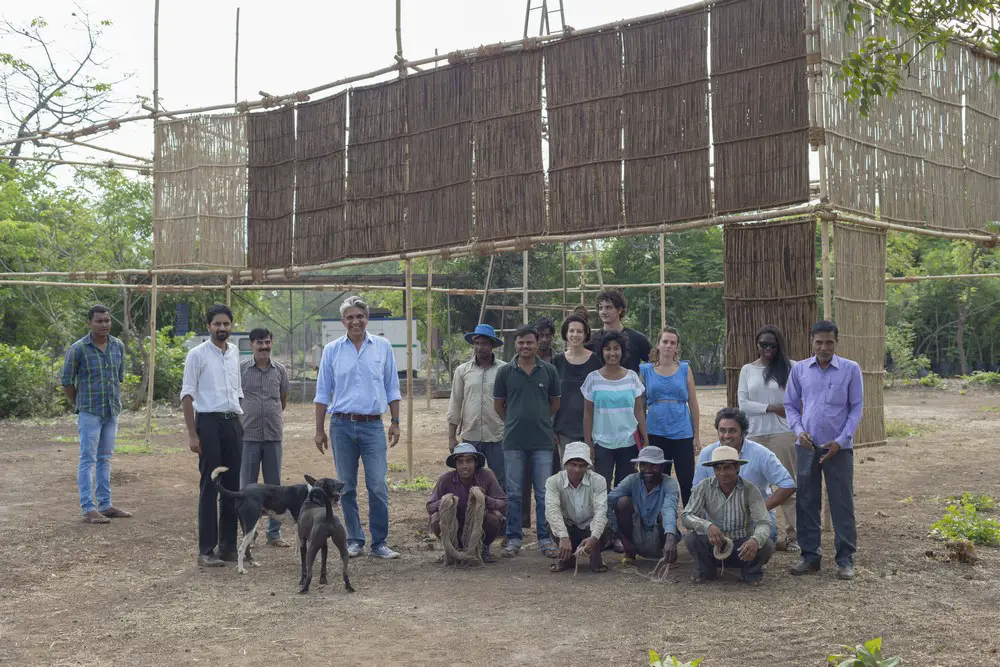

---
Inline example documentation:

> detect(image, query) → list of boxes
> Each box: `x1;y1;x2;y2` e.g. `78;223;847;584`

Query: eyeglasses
757;341;778;349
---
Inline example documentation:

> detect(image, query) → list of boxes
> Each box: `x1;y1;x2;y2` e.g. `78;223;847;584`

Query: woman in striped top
582;330;648;491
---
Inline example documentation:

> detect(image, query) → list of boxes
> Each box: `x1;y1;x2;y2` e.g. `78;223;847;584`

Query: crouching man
544;441;611;573
607;446;680;566
681;445;775;585
427;443;507;564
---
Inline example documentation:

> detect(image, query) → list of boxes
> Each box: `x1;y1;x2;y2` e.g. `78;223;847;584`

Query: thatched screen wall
406;65;473;249
472;50;545;241
247;107;295;269
723;219;817;407
965;52;1000;230
711;0;809;214
346;80;407;256
153;114;247;268
833;223;887;448
294;93;347;264
622;11;711;225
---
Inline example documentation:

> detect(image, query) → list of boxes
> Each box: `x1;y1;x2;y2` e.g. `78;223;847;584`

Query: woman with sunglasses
737;325;799;553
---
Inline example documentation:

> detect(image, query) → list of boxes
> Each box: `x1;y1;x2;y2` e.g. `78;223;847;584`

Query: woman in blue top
640;326;701;505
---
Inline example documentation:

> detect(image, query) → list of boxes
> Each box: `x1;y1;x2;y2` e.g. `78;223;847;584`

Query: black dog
210;467;345;574
297;485;354;594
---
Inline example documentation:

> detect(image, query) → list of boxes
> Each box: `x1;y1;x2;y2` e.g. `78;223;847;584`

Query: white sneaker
347;543;364;558
370;544;400;559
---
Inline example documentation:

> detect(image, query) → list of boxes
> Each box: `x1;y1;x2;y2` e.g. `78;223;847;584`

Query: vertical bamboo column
225;275;233;308
561;242;568;309
425;259;433;408
405;259;414;481
234;8;241;104
659;232;667;329
145;275;158;442
146;0;161;445
821;221;832;319
522;250;529;323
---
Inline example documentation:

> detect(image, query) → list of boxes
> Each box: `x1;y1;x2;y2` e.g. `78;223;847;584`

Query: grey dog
297;484;355;594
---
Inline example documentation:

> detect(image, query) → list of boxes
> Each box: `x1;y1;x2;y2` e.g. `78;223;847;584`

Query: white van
316;316;422;376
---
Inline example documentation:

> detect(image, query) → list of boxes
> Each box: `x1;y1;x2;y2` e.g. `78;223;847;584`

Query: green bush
966;371;1000;386
947;492;996;512
0;343;63;418
828;637;900;667
144;328;195;403
930;503;1000;546
918;372;942;388
649;651;702;667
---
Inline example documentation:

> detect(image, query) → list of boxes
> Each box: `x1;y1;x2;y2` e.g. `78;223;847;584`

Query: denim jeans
796;445;857;567
240;439;283;541
330;417;390;550
503;449;552;545
465;440;505;490
77;411;118;514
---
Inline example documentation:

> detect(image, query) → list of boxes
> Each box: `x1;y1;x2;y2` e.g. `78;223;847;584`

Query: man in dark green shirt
493;325;561;558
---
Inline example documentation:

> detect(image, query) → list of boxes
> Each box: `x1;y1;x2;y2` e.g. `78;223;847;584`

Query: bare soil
1;388;999;666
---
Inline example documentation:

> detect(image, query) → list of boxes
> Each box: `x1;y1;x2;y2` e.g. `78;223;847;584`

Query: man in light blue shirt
693;408;796;545
607;446;680;565
314;296;402;559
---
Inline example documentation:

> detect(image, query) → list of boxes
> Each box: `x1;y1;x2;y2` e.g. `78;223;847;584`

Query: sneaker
836;564;855;580
370;544;400;559
347;543;364;558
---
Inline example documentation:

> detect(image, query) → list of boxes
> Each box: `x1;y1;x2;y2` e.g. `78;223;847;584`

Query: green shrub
918;372;942;388
121;372;142;407
930;503;1000;546
966;371;1000;386
0;343;63;418
947;492;996;512
143;328;195;403
884;322;929;387
828;637;900;667
649;651;702;667
388;475;433;491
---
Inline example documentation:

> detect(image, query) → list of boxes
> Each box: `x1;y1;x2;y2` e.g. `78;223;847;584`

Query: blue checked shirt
61;334;126;420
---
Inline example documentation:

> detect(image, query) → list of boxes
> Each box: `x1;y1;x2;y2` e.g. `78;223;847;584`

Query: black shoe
198;554;225;568
790;559;821;575
217;551;238;562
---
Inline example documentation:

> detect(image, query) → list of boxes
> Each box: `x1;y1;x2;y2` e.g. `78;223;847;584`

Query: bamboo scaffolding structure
425;259;433;409
405;259;414;482
5;155;150;171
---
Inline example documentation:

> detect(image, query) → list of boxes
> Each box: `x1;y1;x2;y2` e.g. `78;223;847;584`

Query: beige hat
562;441;592;467
701;445;748;467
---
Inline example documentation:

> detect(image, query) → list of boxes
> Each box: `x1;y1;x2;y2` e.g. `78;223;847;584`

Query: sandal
590;563;609;573
540;543;560;559
501;544;520;558
549;560;572;573
620;554;636;567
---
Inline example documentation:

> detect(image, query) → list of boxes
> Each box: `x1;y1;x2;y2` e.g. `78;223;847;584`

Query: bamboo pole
37;132;152;163
832;211;997;243
145;274;158;443
821;220;832;319
225;275;233;308
405;259;414;482
561;242;568;308
4;155;150;171
234;8;241;104
478;254;495;323
522;250;529;323
659;232;667;328
425;259;433;409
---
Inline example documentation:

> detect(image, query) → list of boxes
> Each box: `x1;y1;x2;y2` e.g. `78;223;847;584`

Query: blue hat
446;443;487;469
464;323;503;346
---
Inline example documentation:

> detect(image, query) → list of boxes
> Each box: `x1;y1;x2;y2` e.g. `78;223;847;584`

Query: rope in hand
571;542;591;577
438;488;486;567
714;536;734;576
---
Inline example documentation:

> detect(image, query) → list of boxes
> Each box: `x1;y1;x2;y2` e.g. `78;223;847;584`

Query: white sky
4;0;691;165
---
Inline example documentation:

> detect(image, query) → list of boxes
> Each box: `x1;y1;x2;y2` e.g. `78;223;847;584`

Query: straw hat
701;445;748;467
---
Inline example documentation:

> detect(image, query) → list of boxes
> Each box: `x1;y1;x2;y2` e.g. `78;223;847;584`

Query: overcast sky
4;0;691;166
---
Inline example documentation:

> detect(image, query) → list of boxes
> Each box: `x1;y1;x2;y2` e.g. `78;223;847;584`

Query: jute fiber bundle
153;114;247;268
622;9;711;225
294;93;347;264
723;219;817;407
247;107;295;269
711;0;809;215
438;488;486;566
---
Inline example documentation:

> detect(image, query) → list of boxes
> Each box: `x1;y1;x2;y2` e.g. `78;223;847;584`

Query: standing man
239;328;290;547
588;289;651;374
493;325;561;558
785;320;863;580
181;304;244;567
447;324;506;487
61;304;131;524
534;317;557;364
314;296;402;560
524;316;558;524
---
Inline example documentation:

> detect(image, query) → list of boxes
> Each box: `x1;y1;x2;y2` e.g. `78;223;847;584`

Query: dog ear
333;480;346;494
304;474;316;485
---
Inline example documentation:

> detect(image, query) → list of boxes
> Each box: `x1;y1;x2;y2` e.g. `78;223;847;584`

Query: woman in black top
551;312;603;474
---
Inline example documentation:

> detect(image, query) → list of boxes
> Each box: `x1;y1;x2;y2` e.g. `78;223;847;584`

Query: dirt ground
1;387;999;666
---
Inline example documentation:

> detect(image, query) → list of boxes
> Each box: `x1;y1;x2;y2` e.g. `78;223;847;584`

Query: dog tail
210;466;242;498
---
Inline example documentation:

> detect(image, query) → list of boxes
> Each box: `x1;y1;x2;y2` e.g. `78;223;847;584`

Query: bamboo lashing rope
437;488;486;566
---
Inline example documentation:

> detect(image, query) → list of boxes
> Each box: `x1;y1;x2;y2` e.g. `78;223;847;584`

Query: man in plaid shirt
61;304;132;524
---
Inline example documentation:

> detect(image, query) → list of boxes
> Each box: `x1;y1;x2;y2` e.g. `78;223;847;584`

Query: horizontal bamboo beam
37;131;153;163
832;211;998;244
4;155;151;172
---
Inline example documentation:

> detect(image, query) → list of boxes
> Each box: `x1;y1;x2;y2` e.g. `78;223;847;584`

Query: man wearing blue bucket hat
447;324;507;488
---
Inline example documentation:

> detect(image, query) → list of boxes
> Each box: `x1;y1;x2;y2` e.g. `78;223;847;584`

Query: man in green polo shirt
493;324;561;558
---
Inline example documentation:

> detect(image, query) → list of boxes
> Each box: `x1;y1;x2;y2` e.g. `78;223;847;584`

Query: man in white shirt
181;304;245;568
544;441;610;573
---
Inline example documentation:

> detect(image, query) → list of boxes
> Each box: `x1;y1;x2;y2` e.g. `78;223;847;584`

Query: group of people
60;287;863;583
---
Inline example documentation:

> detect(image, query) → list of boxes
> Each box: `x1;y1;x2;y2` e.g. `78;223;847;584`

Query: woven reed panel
472;50;545;241
711;0;809;214
545;32;623;234
965;52;1000;231
153;114;247;268
406;64;474;250
622;10;710;225
247;107;295;269
294;93;347;264
346;80;406;256
723;219;817;407
833;223;886;448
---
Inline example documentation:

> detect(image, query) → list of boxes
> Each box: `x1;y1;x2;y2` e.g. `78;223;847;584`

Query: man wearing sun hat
544;441;611;573
427;443;508;563
447;323;507;488
682;445;775;584
607;446;681;565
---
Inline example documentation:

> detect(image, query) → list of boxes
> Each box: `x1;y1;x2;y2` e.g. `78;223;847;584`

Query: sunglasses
757;341;778;349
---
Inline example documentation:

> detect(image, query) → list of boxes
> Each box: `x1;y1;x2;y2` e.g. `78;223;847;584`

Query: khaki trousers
754;431;798;543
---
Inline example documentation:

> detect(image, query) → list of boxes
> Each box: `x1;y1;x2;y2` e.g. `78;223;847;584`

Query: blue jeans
466;440;505;489
503;449;552;545
240;439;283;541
796;445;857;567
78;412;117;514
330;417;390;550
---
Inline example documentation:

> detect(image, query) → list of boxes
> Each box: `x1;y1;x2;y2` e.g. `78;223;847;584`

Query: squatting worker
61;304;132;524
181;304;244;568
314;296;402;560
785;320;863;581
239;327;290;547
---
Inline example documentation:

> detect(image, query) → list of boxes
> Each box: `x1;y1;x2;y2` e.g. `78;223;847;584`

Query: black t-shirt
551;351;603;440
587;327;652;375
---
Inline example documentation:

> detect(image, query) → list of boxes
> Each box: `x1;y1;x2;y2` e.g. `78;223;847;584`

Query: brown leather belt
333;413;381;422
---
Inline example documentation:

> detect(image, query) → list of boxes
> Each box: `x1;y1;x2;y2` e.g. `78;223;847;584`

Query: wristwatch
390;417;400;424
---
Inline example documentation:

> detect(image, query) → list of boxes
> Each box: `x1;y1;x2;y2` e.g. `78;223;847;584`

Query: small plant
918;372;942;388
947;492;996;512
966;371;1000;386
828;637;900;667
885;420;925;438
389;476;433;491
387;462;408;473
649;650;702;667
115;443;154;455
930;503;1000;546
